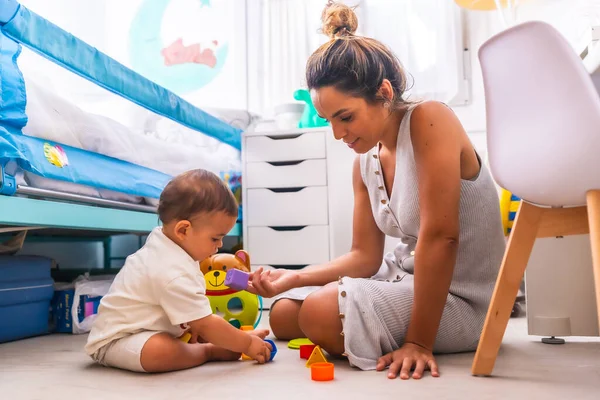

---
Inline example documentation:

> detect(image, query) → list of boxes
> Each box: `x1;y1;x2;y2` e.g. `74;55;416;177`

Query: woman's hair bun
321;1;358;39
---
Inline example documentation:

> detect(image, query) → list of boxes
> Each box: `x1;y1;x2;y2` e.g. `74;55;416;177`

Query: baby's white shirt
85;227;212;355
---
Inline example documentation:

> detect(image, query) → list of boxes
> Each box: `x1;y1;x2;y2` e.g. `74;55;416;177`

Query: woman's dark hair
306;1;412;109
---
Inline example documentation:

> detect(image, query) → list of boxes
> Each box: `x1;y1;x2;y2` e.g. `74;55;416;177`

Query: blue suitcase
0;256;54;343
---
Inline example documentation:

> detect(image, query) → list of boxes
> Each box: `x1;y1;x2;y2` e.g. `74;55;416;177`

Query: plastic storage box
0;255;54;343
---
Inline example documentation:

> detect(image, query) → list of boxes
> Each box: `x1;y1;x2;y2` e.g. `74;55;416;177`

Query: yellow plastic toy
180;332;192;343
306;345;328;367
454;0;521;11
499;188;521;236
200;250;259;328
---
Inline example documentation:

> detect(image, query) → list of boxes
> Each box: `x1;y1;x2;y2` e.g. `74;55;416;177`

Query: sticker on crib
43;143;69;168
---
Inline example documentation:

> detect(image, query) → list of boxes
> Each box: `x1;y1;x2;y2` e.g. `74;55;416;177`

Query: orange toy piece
305;345;328;367
240;325;254;360
311;362;334;381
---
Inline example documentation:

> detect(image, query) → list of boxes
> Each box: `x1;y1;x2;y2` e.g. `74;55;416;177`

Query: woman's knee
299;283;337;318
298;283;344;355
269;299;303;340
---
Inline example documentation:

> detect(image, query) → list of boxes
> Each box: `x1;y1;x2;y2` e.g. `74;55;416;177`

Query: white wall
19;0;248;115
516;0;600;53
452;11;501;159
451;0;600;160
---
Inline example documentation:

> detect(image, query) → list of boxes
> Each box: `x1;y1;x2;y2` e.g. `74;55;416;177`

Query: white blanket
19;74;252;203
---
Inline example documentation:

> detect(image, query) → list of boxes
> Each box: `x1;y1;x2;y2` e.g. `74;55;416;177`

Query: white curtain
362;0;462;103
247;0;464;115
246;0;328;115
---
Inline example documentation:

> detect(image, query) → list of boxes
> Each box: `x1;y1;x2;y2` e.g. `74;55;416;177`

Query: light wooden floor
1;316;599;400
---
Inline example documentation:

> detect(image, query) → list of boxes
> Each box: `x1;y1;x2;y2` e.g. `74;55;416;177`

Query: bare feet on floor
206;328;270;362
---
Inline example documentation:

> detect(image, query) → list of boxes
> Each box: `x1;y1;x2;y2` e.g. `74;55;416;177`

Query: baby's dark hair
158;169;238;224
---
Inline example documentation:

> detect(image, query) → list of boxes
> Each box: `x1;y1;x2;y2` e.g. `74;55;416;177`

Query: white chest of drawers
241;127;355;307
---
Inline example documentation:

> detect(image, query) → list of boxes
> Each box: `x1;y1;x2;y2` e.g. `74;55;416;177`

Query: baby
85;169;271;372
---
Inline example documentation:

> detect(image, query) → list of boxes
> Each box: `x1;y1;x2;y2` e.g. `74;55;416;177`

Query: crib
0;1;247;266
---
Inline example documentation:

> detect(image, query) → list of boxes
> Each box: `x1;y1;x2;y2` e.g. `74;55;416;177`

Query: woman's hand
246;267;300;298
376;343;440;379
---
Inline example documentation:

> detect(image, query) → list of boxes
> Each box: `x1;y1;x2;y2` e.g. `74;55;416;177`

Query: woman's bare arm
403;101;464;350
296;156;386;286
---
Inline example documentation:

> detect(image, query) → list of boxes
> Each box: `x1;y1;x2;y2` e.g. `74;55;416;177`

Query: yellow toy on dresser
200;250;259;328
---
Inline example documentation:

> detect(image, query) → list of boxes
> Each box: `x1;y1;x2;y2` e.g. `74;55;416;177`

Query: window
247;0;469;115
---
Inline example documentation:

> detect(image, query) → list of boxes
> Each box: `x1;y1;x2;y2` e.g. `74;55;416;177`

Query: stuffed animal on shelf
200;250;258;328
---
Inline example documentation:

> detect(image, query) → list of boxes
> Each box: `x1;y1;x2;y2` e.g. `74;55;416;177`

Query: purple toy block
224;269;249;290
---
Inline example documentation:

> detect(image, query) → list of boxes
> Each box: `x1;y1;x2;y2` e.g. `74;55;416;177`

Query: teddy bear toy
200;250;258;328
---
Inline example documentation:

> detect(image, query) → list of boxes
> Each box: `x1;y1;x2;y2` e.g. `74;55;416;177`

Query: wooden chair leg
471;201;543;376
586;190;600;334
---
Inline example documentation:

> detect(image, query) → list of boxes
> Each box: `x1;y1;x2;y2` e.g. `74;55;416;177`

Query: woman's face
311;86;389;154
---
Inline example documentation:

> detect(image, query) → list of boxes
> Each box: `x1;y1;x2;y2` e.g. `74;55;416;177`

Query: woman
249;2;505;380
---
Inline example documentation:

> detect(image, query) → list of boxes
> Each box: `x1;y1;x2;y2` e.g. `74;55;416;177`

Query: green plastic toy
287;337;314;349
294;89;329;128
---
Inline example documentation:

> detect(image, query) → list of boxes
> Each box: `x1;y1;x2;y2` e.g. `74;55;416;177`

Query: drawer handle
265;134;303;140
267;187;306;193
265;265;309;270
267;160;305;166
268;226;307;231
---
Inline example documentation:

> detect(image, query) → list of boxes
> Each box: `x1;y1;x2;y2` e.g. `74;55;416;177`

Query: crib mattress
8;75;246;204
22;75;243;181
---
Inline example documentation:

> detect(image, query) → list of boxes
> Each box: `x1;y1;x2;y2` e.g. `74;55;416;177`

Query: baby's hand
245;335;272;364
247;328;269;340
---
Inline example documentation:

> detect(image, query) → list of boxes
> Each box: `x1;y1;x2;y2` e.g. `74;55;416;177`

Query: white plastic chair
472;21;600;376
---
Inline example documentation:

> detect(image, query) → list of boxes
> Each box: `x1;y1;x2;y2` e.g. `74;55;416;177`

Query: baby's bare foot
247;329;270;339
206;344;242;362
